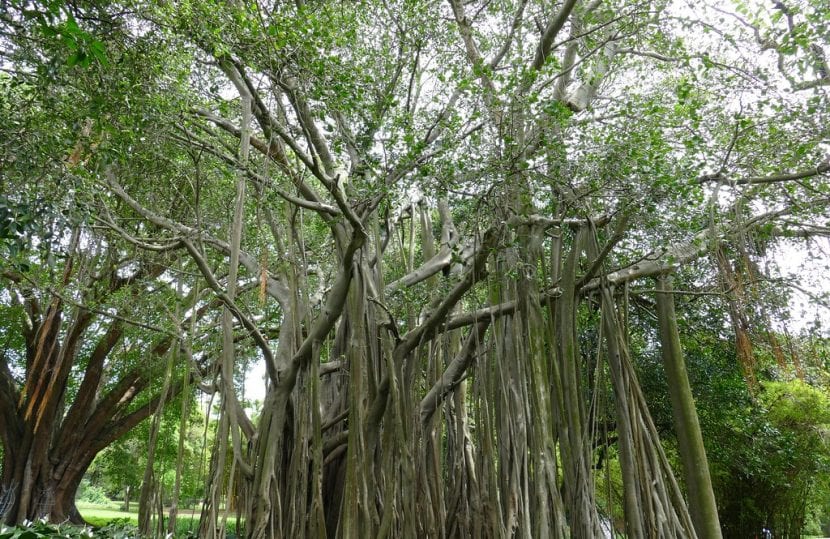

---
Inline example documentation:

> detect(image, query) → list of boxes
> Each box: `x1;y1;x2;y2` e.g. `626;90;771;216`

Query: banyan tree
1;0;828;537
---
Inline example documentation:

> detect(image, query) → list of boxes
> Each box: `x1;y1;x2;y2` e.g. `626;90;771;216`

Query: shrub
0;518;140;539
76;481;110;505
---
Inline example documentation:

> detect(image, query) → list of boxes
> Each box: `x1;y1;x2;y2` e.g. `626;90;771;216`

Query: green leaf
66;51;83;67
89;40;108;66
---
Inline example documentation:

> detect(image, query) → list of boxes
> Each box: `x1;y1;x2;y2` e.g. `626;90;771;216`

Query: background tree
0;3;206;524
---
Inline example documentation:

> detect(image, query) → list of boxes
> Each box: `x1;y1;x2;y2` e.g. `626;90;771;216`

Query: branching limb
576;213;630;289
169;128;341;217
487;0;529;69
531;0;580;71
182;239;279;385
419;320;489;425
102;171;291;306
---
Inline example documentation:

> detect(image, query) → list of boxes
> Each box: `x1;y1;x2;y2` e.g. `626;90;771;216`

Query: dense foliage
0;519;137;539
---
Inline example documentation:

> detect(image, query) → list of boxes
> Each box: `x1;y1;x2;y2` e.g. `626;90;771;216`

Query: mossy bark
655;275;722;539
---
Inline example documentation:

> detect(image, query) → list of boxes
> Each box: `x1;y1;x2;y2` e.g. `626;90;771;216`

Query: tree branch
182;239;279;385
531;0;580;71
419;319;489;425
698;162;830;185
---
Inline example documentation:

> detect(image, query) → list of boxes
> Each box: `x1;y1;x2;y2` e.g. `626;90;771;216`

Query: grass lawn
76;500;139;527
76;501;237;536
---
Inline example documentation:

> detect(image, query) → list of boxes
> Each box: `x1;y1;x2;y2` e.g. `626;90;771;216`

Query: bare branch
698;162;830;185
487;0;529;69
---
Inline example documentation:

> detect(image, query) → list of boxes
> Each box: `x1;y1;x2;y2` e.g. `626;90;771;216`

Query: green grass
76;501;238;537
76;500;137;526
76;500;124;511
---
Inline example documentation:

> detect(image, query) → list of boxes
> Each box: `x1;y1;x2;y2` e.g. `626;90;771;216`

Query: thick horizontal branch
698;162;829;185
794;77;830;91
385;244;453;294
770;222;830;238
507;214;612;229
445;300;519;331
446;205;805;331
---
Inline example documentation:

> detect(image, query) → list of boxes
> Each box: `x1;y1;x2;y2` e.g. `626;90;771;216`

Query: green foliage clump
0;518;137;538
704;376;830;537
76;480;110;505
636;304;830;538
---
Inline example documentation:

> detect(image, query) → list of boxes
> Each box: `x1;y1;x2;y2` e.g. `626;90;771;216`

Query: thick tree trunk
655;275;723;539
1;375;180;526
1;257;185;528
555;228;603;538
1;439;91;525
0;302;183;526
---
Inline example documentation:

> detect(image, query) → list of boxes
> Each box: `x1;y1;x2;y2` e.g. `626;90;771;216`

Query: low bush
0;518;139;538
76;481;110;506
